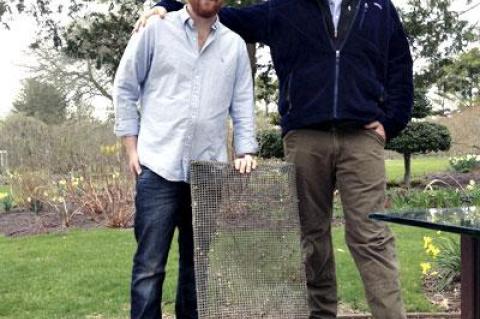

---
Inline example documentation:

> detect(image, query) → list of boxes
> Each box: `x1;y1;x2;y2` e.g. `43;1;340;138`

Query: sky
0;0;478;120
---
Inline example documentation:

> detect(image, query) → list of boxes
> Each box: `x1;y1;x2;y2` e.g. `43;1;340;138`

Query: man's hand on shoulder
234;154;258;174
133;6;168;33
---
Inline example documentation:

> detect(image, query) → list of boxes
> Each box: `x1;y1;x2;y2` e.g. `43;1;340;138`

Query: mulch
0;208;101;237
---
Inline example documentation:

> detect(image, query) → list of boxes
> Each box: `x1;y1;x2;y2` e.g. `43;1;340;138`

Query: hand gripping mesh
190;161;309;318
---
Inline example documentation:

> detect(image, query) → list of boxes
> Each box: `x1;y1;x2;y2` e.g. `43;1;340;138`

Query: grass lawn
334;225;441;313
0;225;443;318
385;157;450;183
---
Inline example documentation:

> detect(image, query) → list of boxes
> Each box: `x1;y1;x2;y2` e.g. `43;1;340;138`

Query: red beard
189;0;223;18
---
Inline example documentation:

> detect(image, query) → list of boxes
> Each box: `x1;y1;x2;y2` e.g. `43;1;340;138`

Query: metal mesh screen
190;161;309;318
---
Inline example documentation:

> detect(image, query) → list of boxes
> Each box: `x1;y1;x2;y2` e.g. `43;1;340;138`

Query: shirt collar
179;5;220;30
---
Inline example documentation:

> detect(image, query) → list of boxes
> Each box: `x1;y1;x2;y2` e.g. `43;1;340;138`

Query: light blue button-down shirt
113;6;258;182
328;0;343;34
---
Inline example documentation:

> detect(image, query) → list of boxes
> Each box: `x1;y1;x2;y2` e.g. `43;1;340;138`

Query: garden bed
0;209;101;237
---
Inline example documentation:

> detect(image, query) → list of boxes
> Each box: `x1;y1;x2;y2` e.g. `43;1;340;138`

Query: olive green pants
284;128;406;319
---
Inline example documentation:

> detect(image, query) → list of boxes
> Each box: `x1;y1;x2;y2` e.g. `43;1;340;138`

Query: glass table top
369;206;480;237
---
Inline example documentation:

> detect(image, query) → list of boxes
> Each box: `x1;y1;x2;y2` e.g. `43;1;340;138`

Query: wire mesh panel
190;161;309;319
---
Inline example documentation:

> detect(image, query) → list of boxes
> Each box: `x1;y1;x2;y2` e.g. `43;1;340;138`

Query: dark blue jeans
131;166;197;319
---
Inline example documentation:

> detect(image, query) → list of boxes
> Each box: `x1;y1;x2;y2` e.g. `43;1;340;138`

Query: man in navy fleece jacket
136;0;413;318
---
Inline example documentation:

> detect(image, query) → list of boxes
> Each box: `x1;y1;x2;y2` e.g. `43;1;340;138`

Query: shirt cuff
114;120;140;137
234;141;259;157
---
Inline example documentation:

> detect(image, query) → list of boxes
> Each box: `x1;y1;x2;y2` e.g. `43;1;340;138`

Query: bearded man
113;0;258;317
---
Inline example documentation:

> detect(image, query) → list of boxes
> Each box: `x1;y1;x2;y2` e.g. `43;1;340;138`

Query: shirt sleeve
113;19;156;137
229;39;259;156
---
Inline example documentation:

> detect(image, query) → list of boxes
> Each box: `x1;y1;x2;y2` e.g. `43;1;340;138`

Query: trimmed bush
257;129;284;159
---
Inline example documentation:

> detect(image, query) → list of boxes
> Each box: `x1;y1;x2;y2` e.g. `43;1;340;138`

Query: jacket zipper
333;50;340;118
332;0;363;119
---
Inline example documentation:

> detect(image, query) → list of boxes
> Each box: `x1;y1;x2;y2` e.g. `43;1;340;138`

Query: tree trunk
247;43;257;78
404;153;412;188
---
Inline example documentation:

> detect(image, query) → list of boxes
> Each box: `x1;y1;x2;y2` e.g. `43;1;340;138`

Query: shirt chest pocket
205;52;237;84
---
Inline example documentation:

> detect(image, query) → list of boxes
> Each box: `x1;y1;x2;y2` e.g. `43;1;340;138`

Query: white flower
466;180;476;191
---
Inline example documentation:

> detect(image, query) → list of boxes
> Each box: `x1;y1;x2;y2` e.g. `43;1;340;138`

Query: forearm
232;116;258;156
122;136;138;155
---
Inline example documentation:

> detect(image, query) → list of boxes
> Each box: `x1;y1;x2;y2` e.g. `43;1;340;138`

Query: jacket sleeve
378;2;414;141
155;0;270;44
155;0;184;12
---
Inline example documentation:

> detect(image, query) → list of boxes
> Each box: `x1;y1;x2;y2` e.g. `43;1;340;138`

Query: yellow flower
426;243;441;258
423;236;433;249
420;262;432;275
0;193;7;200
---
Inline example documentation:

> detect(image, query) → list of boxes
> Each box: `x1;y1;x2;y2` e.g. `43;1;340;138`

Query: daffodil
466;180;476;191
426;243;440;258
420;262;432;275
423;236;433;249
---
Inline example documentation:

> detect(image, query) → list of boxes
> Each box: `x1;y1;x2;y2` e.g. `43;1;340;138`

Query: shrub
0;190;13;212
269;112;281;126
387;179;480;209
257;129;284;159
449;154;480;173
0;114;117;174
386;121;451;187
8;170;50;214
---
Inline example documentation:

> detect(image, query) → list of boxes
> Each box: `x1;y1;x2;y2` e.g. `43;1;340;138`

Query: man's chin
197;8;218;18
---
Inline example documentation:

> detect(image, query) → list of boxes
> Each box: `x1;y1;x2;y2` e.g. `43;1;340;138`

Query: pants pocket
364;129;386;146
